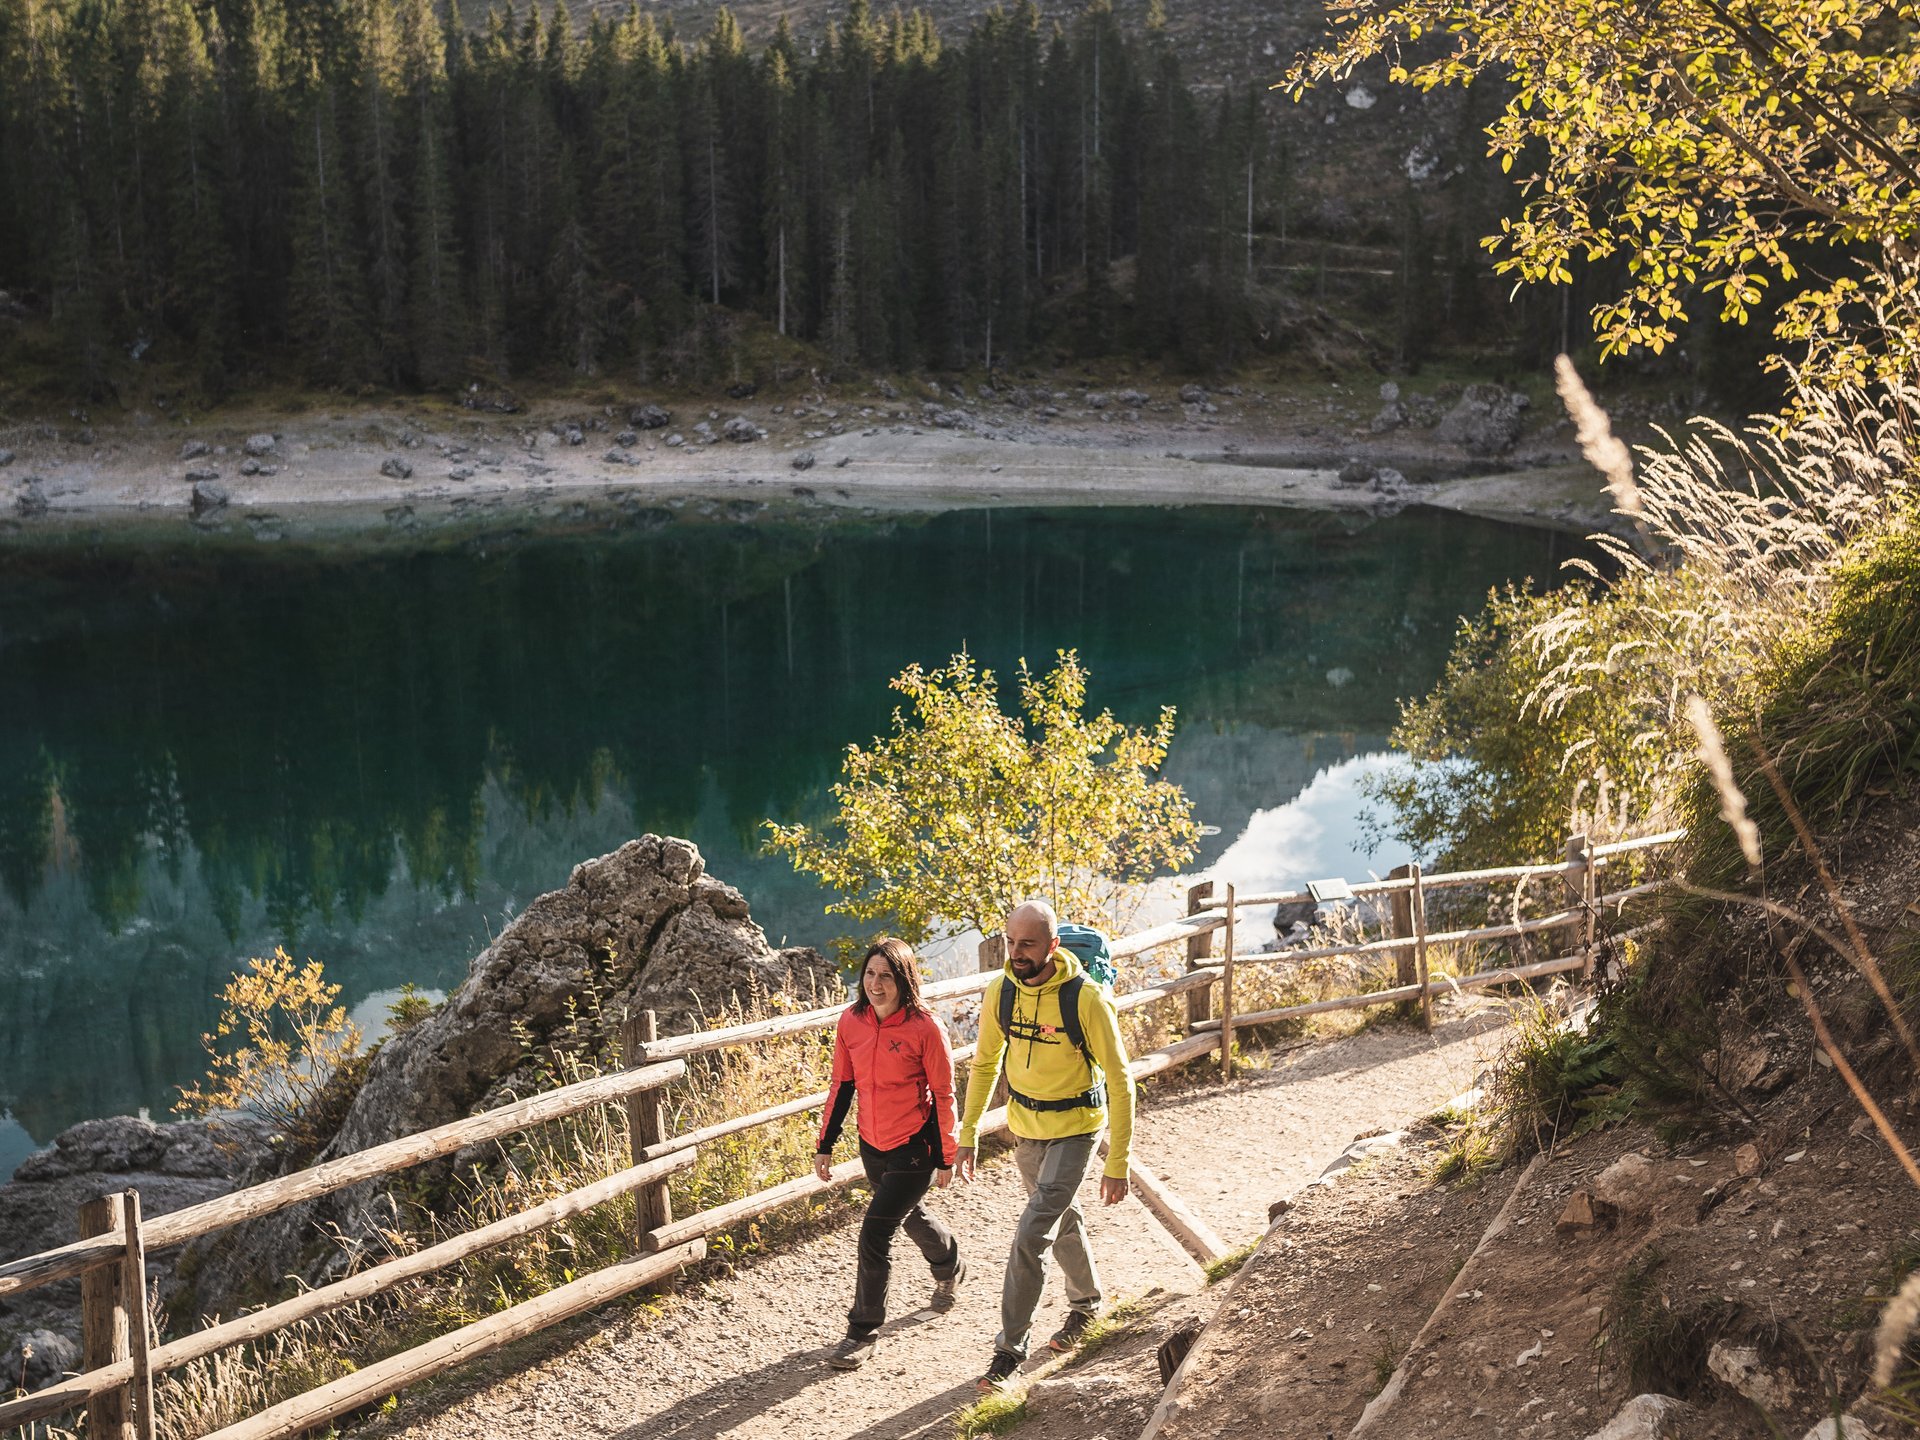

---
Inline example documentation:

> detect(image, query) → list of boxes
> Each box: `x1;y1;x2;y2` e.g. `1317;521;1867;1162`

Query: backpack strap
1058;974;1089;1063
997;973;1014;1040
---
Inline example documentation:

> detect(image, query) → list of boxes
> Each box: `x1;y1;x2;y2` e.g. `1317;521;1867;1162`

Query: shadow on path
613;1308;975;1440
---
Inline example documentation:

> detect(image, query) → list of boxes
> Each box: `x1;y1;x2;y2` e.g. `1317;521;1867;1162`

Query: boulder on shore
1434;383;1531;456
0;1116;271;1360
182;835;835;1319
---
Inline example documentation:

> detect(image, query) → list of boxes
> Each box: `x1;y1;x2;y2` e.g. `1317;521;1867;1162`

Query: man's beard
1009;957;1044;980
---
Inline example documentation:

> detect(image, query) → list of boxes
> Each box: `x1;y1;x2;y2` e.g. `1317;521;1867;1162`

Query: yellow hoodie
958;949;1135;1180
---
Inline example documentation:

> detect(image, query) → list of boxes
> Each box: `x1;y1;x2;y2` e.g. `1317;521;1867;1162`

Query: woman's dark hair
851;936;927;1016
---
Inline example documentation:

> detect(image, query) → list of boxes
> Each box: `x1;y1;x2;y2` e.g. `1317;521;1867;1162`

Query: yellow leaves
175;947;364;1145
765;650;1197;942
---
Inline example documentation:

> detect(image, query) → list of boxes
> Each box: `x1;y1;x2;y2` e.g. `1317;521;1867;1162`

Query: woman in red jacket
814;936;965;1369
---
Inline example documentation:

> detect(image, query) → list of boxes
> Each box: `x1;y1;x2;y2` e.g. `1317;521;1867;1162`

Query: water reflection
1207;751;1415;946
0;503;1584;1169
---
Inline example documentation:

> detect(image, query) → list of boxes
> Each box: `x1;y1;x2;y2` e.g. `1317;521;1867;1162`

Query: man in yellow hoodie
956;899;1135;1392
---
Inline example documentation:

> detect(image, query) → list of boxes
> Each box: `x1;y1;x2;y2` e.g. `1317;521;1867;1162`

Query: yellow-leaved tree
766;650;1199;944
1290;0;1920;389
176;947;364;1147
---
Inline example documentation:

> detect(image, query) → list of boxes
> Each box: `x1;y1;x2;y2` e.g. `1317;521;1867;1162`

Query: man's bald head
1005;900;1059;981
1007;900;1058;938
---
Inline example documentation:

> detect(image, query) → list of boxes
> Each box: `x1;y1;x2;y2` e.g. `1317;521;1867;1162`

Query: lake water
0;501;1585;1176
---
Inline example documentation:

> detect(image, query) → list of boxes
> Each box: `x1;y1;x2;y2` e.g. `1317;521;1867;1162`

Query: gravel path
356;1002;1511;1440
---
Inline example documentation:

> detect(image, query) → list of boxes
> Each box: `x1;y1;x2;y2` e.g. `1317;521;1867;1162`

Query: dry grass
1525;363;1912;841
3;975;856;1440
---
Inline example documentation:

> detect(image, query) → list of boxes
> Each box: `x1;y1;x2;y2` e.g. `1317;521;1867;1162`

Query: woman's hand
813;1153;833;1183
933;1166;954;1189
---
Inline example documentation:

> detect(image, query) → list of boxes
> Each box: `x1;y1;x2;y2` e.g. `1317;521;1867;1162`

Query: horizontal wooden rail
640;1091;826;1163
142;1059;686;1253
1153;829;1683;930
0;1232;127;1301
1193;952;1594;1030
0;1354;135;1430
634;972;991;1062
195;1240;706;1440
151;1149;699;1374
1129;1031;1223;1080
641;1029;1223;1253
1112;912;1228;960
1113;966;1223;1013
1128;1162;1228;1265
1591;827;1687;858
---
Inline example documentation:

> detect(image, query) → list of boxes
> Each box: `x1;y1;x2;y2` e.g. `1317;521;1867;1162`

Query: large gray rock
183;836;833;1318
243;433;277;458
0;1116;269;1358
1434;384;1531;456
2;1328;80;1392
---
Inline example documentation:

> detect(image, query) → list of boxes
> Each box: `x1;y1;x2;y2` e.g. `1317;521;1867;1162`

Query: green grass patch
954;1392;1029;1437
1368;1334;1404;1396
1068;1297;1150;1361
1204;1240;1259;1284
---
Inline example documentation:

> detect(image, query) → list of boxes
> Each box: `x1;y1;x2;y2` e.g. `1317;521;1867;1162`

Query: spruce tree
399;0;465;384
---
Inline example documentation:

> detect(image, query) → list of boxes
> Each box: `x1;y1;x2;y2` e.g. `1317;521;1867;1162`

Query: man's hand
955;1146;976;1182
1100;1174;1129;1206
934;1166;954;1189
813;1153;833;1183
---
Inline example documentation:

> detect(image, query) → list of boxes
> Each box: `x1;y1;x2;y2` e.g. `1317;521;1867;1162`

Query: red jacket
815;1004;958;1166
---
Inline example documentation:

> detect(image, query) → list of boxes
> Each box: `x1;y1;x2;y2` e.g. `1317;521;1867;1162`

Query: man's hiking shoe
1048;1309;1097;1352
827;1335;876;1370
977;1350;1021;1392
931;1254;968;1312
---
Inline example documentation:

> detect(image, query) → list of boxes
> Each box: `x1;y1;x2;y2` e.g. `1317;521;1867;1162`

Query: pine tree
399;0;464;384
286;79;375;382
356;0;409;382
684;49;738;304
153;0;235;383
762;32;805;336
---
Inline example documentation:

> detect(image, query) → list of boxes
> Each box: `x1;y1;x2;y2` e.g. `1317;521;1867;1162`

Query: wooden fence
0;827;1680;1440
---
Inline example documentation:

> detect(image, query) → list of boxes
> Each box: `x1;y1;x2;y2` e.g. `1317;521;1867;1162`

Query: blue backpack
1056;923;1117;990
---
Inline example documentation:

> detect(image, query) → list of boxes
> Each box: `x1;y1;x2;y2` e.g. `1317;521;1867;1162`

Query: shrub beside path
355;1004;1510;1440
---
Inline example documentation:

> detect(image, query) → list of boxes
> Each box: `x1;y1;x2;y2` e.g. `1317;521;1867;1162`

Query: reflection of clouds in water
349;986;448;1038
1209;753;1423;908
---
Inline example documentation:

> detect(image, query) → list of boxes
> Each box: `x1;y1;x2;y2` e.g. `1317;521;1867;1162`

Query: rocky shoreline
0;376;1628;545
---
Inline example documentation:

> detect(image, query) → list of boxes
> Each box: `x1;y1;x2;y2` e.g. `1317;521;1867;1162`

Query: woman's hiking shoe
827;1335;876;1370
931;1255;968;1312
1048;1309;1097;1352
977;1350;1021;1392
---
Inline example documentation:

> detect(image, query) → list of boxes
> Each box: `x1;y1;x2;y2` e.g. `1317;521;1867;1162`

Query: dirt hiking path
357;1004;1510;1440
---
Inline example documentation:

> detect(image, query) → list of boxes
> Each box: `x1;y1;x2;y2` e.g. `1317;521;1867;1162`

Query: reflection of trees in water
0;505;1576;1149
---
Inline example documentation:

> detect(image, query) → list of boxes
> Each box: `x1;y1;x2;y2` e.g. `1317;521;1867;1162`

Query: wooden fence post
1567;834;1596;976
623;1010;674;1252
1411;863;1433;1032
1387;863;1416;987
979;932;1009;1110
1219;885;1237;1081
78;1193;134;1440
1184;881;1215;1032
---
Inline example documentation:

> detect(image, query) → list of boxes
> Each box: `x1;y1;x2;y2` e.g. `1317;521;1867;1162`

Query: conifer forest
0;0;1282;392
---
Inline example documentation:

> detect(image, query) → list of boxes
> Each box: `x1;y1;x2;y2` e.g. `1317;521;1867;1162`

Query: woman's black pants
848;1133;960;1338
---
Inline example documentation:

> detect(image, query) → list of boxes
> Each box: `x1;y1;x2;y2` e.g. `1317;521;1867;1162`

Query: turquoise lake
0;501;1587;1176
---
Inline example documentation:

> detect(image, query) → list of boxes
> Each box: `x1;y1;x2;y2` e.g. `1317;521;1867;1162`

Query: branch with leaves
1288;0;1920;387
765;649;1198;944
